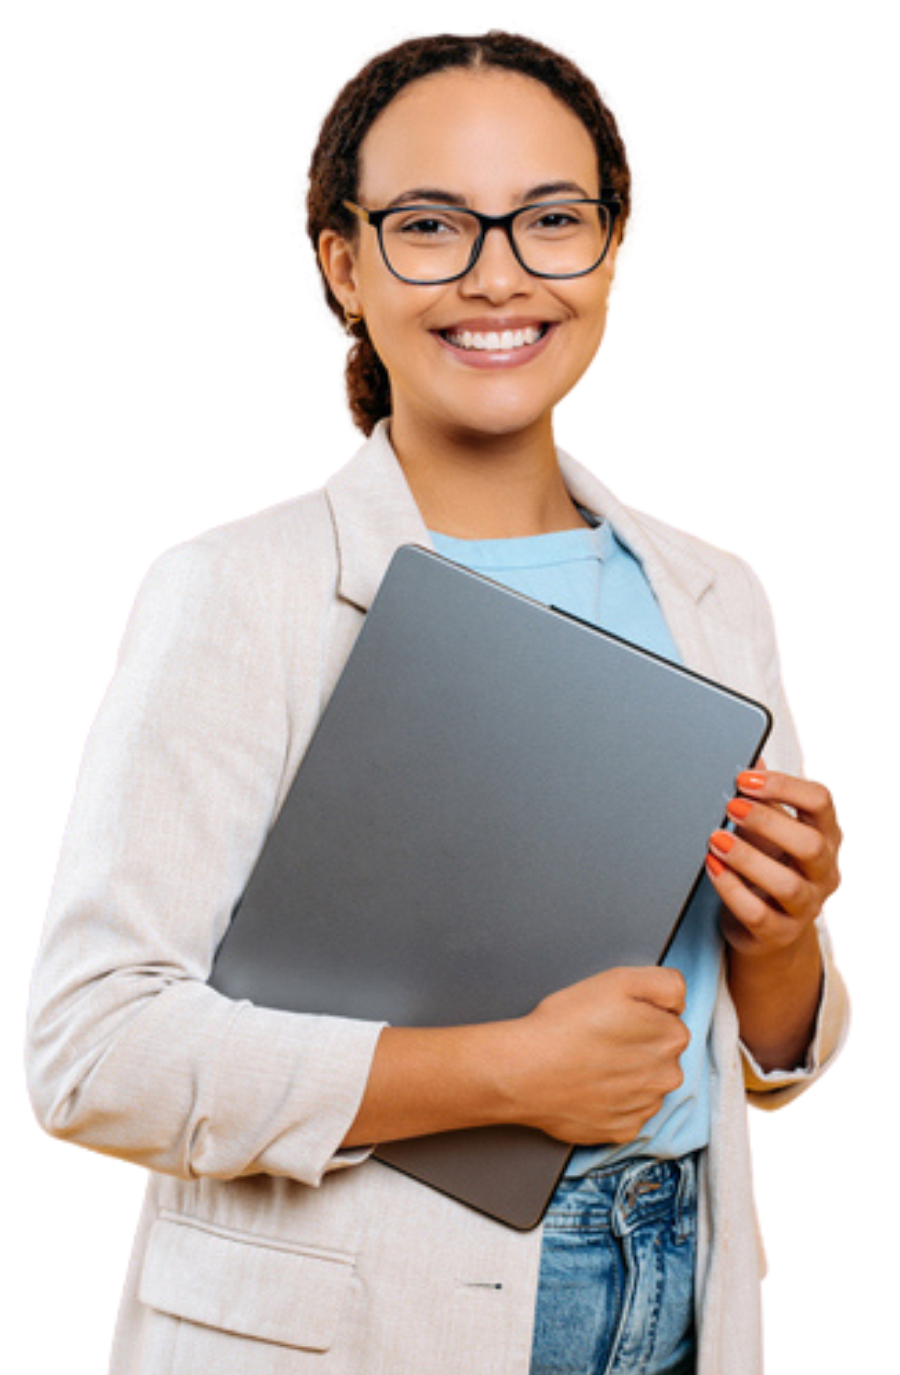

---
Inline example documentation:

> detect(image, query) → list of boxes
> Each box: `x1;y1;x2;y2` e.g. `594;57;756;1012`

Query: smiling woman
26;28;848;1375
299;29;637;451
316;65;622;507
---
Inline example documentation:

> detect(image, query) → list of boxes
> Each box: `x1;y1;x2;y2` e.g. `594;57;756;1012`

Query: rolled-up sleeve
25;538;384;1186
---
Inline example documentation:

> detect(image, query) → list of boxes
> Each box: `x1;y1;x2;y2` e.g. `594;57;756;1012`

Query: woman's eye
397;215;459;238
531;210;581;232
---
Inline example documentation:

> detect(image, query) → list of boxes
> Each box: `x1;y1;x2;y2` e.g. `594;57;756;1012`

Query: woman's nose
459;225;532;301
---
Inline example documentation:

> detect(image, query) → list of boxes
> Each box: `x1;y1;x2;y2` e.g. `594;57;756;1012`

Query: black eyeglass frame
342;194;623;285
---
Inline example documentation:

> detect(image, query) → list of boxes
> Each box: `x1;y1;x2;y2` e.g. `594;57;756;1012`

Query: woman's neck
387;413;587;540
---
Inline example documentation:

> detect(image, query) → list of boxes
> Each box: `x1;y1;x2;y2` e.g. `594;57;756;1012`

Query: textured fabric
25;420;849;1375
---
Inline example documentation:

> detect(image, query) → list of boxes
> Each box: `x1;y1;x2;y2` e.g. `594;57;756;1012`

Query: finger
724;796;838;887
625;965;687;1015
708;828;818;920
704;856;798;949
736;769;840;837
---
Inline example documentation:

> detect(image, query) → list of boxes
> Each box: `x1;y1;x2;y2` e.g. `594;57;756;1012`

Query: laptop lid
210;544;771;1227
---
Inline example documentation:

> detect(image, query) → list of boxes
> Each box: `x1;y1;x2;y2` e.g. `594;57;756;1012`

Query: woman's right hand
504;967;691;1145
342;966;690;1150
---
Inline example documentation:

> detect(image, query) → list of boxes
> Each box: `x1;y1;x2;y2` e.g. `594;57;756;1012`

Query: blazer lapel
325;422;434;613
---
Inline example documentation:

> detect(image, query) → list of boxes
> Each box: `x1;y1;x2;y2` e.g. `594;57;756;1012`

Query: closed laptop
210;544;771;1227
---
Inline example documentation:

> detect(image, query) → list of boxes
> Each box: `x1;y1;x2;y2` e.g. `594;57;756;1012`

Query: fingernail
737;770;767;793
710;830;735;854
727;798;754;821
706;854;726;877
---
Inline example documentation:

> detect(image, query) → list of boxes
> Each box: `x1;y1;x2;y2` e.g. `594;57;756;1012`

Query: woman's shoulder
113;486;343;680
623;500;776;627
179;483;337;571
624;501;760;578
140;484;340;610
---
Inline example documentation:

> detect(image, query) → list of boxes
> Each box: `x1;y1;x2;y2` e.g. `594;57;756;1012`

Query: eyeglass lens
379;201;613;283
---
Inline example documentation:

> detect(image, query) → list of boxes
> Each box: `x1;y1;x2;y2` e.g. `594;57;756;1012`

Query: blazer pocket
139;1211;355;1352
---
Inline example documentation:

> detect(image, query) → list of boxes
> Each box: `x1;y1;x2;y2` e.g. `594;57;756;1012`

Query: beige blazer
26;422;848;1374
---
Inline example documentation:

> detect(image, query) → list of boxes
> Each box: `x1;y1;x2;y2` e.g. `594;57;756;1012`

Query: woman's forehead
357;68;599;210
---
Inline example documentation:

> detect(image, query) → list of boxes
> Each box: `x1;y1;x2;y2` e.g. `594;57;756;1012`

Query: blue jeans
529;1153;698;1375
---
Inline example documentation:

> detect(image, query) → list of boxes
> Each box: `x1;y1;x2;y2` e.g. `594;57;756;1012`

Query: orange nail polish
727;798;754;821
710;830;735;853
706;854;726;877
737;770;766;793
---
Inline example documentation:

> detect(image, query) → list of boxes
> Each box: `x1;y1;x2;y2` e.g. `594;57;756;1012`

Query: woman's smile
434;317;556;367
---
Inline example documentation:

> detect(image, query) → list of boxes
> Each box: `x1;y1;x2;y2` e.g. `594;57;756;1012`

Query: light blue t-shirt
429;518;722;1175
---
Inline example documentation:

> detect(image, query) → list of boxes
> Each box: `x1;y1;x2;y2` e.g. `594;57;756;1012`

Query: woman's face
321;68;618;449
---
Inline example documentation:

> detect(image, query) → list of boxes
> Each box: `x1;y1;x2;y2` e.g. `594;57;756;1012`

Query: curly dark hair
306;31;631;435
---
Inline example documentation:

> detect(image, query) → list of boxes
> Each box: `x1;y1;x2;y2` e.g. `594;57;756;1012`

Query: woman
26;30;848;1375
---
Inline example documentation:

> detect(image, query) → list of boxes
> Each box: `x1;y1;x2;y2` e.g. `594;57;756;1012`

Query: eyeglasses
342;195;622;285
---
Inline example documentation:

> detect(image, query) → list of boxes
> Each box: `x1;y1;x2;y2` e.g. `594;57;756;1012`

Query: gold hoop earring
344;307;364;328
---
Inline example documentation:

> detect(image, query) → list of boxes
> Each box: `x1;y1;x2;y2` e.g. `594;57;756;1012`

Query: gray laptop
210;543;771;1228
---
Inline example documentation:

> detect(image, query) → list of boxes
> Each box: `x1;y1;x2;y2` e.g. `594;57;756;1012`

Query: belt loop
610;1159;637;1238
611;1158;653;1238
675;1152;698;1244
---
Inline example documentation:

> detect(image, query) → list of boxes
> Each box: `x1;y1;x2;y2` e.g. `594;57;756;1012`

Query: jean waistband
543;1152;700;1241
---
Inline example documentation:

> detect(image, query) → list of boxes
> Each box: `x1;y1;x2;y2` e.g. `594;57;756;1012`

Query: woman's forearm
726;923;823;1072
341;1021;519;1147
341;965;693;1149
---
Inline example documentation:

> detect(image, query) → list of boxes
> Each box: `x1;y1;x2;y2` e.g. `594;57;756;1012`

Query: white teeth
445;325;544;352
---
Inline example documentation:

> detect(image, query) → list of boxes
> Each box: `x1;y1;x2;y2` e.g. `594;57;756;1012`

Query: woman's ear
319;229;362;319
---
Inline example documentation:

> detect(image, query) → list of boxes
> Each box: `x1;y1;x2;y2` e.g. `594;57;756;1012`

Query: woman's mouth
442;324;547;352
435;322;554;367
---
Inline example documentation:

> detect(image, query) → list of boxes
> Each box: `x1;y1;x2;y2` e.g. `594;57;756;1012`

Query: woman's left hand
706;767;843;959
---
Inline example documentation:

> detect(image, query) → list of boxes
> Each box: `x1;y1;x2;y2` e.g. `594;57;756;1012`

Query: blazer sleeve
734;557;850;1105
25;538;385;1186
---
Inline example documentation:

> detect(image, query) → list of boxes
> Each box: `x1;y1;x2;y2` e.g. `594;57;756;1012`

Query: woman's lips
434;321;555;368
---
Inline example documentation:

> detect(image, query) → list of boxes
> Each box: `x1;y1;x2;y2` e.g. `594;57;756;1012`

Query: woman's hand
706;767;842;1070
706;767;842;958
508;966;691;1145
343;966;691;1150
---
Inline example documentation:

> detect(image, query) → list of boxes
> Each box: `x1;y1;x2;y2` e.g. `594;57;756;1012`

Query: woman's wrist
726;923;823;1072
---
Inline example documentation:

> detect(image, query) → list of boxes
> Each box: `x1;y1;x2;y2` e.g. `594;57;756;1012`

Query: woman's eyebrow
385;187;469;208
523;180;594;202
382;180;595;211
